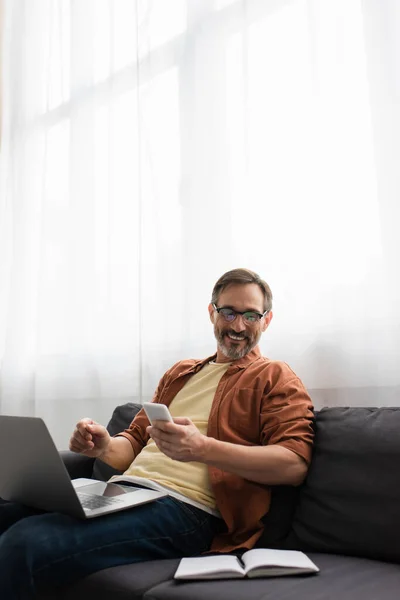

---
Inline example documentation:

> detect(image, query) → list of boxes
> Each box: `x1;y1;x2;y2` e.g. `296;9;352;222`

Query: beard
213;325;261;360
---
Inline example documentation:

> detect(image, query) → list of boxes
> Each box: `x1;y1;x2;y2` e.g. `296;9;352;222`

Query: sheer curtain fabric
1;0;400;446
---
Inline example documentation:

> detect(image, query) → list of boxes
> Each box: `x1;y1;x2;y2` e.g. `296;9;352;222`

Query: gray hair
211;268;273;313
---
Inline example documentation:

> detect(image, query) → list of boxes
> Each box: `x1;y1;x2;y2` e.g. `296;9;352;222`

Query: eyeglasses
212;303;268;324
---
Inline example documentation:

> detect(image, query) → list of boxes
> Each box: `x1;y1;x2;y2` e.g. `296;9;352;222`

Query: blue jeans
0;494;221;599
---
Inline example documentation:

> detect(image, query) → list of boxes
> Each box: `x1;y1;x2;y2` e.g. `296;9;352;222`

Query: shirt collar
187;345;262;375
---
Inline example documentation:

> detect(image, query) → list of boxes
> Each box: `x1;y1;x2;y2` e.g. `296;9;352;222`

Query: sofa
47;403;400;600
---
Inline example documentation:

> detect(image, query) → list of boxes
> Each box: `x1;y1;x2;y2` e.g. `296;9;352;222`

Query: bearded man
0;268;314;598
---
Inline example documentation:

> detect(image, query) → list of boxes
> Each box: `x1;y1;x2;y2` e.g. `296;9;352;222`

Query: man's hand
147;417;209;462
69;418;111;458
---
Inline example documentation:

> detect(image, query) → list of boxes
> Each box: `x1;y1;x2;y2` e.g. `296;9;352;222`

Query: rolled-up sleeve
260;376;314;464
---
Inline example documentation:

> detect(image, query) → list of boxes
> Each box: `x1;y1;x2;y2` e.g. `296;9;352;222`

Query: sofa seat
53;559;180;600
143;553;400;600
42;551;400;600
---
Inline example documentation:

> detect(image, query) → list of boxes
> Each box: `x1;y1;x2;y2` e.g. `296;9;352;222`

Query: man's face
208;283;272;363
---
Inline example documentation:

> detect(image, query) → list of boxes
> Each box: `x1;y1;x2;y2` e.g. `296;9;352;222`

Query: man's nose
231;315;246;331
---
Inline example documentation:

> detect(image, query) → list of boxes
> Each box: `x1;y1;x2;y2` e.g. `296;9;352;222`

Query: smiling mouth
225;332;247;342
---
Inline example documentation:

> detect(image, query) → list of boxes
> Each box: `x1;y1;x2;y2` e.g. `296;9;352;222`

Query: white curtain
1;0;400;447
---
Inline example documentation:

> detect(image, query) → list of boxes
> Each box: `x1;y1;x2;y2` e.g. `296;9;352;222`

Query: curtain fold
1;0;400;447
0;0;3;150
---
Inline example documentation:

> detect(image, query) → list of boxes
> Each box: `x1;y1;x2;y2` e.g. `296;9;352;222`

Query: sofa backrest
285;407;400;564
256;484;301;548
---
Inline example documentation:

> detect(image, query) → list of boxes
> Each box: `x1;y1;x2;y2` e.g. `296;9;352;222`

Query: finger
81;446;97;456
157;439;176;452
156;442;183;461
76;418;94;429
148;428;175;443
76;419;94;439
69;439;94;453
153;421;179;433
86;422;106;437
147;424;164;437
172;417;192;426
70;434;94;450
74;429;91;445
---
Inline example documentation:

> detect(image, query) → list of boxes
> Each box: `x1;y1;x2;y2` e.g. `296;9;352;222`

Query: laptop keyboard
77;492;124;511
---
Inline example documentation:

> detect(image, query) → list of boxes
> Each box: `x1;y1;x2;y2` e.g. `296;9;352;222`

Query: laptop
0;415;167;519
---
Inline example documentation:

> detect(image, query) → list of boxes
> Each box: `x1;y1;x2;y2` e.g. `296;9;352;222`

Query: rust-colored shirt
117;346;314;552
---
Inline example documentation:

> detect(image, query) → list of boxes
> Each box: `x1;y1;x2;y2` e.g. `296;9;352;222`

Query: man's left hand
146;417;208;462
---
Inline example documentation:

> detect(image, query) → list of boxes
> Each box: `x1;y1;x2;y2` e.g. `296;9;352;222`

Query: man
0;268;314;598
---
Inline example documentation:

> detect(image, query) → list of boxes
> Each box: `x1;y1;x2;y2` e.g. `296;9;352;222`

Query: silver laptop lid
0;415;85;518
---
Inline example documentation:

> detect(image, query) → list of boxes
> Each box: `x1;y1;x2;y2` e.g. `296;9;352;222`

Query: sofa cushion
48;559;180;600
286;407;400;563
92;402;142;481
144;553;400;600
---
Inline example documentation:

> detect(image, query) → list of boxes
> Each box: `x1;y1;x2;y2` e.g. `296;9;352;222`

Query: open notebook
174;548;319;580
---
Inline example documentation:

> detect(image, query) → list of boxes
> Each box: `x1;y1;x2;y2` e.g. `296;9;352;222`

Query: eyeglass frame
212;303;269;324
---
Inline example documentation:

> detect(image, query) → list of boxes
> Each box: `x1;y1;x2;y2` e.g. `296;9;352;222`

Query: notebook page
242;549;319;575
175;555;245;579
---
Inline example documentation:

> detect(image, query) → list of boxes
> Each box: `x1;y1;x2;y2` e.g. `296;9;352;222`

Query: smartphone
142;402;174;425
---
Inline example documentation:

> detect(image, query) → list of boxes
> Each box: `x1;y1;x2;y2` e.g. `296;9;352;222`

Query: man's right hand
69;418;111;458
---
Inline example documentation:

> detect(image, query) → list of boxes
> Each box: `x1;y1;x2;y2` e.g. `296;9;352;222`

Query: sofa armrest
60;450;95;480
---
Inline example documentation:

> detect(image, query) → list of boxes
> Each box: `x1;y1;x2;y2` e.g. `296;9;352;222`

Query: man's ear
261;311;273;332
208;303;215;323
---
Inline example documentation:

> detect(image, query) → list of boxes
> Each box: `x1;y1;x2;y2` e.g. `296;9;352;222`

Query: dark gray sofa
49;404;400;600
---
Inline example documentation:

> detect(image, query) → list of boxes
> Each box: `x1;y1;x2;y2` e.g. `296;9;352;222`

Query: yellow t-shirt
123;362;230;510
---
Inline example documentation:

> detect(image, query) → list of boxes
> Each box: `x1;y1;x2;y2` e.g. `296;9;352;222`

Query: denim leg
0;498;44;534
0;496;220;599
